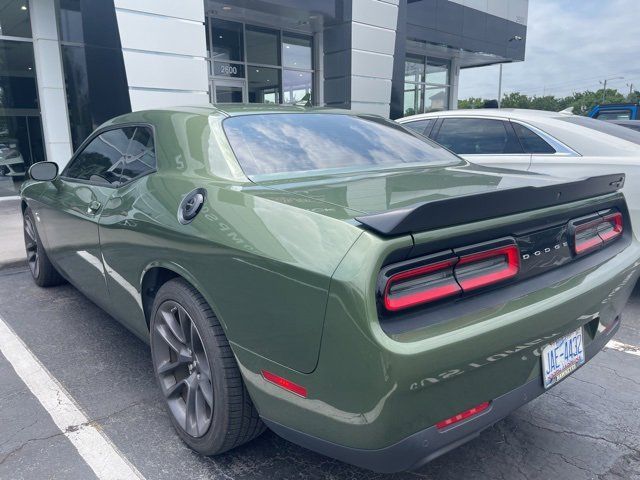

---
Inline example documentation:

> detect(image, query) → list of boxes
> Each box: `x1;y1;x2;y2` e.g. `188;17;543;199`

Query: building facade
0;0;528;196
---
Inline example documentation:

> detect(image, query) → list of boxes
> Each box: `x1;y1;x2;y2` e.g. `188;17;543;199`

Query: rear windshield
223;113;459;177
559;116;640;145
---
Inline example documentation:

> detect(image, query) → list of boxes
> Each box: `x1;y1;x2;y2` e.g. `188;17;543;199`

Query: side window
511;123;556;154
64;128;135;186
116;127;156;183
596;110;632;120
434;118;523;155
403;119;434;136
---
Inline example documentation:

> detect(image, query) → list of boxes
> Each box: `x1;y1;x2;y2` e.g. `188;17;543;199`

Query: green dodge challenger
20;105;640;472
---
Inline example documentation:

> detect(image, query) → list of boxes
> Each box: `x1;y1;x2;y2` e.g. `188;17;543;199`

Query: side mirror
28;161;59;182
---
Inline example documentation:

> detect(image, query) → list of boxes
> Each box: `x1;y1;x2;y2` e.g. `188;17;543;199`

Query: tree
458;86;636;115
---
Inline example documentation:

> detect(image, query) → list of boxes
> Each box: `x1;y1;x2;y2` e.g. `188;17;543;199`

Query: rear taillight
384;258;460;311
455;245;520;292
598;212;623;243
571;211;623;255
381;240;519;312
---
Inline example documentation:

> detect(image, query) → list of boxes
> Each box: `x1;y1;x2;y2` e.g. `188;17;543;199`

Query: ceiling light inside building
222;5;232;10
20;5;27;10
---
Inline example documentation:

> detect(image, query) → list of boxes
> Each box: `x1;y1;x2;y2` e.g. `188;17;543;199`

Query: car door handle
87;200;102;214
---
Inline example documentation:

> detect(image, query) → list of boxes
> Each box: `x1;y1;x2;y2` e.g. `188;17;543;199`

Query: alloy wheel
23;216;39;279
152;301;214;438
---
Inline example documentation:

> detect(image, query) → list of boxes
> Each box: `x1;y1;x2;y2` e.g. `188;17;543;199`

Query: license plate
541;328;585;389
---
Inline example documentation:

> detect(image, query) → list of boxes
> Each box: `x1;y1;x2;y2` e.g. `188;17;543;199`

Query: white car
398;109;640;234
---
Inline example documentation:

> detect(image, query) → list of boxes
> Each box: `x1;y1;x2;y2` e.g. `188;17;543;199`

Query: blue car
589;103;640;120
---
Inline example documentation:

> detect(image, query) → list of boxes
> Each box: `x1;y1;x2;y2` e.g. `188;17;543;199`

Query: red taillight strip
261;370;307;398
384;259;460;311
572;211;624;255
436;401;491;430
599;212;623;242
455;245;520;292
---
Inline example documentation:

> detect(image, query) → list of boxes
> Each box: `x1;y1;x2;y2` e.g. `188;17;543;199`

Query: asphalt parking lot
1;265;640;479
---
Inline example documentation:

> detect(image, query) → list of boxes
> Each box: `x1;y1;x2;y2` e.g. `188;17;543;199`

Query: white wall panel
351;76;392;103
123;51;208;92
115;0;209;110
116;10;206;57
351;23;396;56
114;0;204;22
128;90;210;112
351;0;398;30
30;0;73;167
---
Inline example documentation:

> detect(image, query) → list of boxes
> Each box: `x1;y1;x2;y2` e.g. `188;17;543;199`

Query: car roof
399;108;572;122
399;108;640;157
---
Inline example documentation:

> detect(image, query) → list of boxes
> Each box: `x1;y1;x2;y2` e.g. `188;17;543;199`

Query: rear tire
150;278;265;455
23;207;65;287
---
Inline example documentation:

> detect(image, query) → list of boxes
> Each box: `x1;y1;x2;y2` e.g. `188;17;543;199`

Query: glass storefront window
424;86;449;111
403;83;422;117
57;0;83;43
211;19;243;62
0;0;32;38
283;33;312;70
426;60;448;85
283;70;312;105
206;17;313;106
60;44;92;150
405;54;425;83
246;26;280;66
247;66;280;103
404;55;450;115
0;38;45;195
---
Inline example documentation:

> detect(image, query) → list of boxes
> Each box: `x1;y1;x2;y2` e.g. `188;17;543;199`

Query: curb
0;258;27;271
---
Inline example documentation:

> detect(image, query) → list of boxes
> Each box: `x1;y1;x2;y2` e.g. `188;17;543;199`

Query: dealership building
0;0;528;195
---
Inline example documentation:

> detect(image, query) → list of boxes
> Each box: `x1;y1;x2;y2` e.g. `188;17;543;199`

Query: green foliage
459;88;639;115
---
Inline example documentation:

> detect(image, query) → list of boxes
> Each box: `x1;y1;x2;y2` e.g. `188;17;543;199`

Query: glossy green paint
20;106;640;455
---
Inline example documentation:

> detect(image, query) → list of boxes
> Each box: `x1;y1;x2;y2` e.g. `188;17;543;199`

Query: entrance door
213;79;246;104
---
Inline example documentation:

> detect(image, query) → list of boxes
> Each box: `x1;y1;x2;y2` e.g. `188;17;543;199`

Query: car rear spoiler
355;173;625;236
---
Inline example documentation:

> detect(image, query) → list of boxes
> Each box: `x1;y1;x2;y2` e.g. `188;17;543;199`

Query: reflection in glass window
282;33;312;70
247;66;280;104
116;127;156;182
403;83;422;116
215;85;243;103
0;0;32;38
402;119;434;135
0;38;45;195
283;70;311;105
403;55;450;116
405;54;425;83
512;123;556;154
211;19;243;62
246;26;280;66
64;128;135;186
61;44;92;150
435;118;523;155
424;86;448;112
224;113;458;177
57;0;83;43
426;60;448;85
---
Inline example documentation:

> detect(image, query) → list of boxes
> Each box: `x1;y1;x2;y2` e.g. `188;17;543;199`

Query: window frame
60;122;158;188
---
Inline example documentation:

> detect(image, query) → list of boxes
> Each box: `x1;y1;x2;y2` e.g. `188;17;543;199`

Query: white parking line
606;339;640;357
0;315;144;480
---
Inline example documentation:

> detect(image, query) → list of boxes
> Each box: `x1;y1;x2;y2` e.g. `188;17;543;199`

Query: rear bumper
263;318;619;473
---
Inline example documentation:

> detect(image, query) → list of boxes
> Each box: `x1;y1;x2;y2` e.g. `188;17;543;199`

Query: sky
458;0;640;100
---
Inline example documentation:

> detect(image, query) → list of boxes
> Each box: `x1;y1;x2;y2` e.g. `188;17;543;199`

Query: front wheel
150;278;264;455
23;207;65;287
